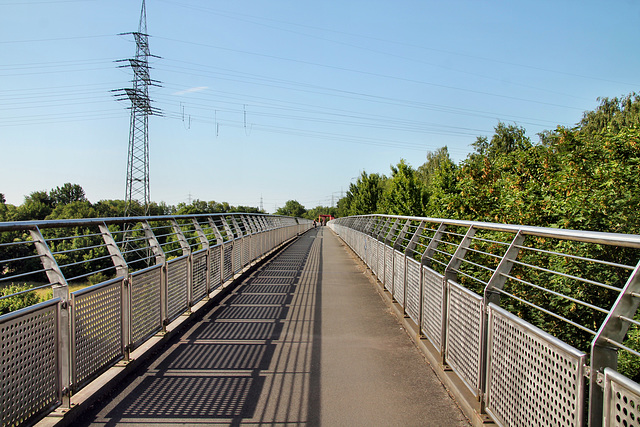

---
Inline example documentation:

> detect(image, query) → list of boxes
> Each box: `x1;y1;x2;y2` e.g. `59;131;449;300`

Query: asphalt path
76;227;468;426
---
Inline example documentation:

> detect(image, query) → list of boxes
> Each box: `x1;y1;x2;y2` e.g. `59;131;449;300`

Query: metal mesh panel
405;258;420;324
393;250;405;306
604;368;640;427
446;280;483;396
421;267;445;351
486;304;586;427
167;256;189;322
384;245;394;292
192;250;208;303
223;243;233;281
1;301;59;427
209;245;222;290
130;265;162;347
72;280;123;389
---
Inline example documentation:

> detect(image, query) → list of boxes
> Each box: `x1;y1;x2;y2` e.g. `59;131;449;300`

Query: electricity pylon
113;0;161;217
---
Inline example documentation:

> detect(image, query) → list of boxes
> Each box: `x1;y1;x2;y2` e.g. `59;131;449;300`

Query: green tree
451;123;533;223
472;122;532;159
50;183;86;207
337;183;356;217
417;147;458;217
379;160;425;216
579;93;640;137
46;201;96;220
94;199;127;218
349;171;385;215
14;191;54;221
276;200;306;218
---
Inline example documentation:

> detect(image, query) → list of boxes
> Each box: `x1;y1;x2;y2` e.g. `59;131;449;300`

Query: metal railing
329;215;640;427
0;213;312;427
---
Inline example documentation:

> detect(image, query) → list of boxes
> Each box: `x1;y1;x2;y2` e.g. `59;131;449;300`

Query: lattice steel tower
114;0;160;217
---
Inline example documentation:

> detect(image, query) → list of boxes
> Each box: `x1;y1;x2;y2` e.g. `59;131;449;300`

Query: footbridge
1;213;640;426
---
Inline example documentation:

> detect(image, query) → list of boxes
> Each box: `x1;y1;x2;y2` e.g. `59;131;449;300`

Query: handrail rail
330;214;640;427
349;213;640;248
0;212;292;232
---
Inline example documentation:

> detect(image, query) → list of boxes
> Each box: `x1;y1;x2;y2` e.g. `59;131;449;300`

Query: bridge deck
77;228;468;426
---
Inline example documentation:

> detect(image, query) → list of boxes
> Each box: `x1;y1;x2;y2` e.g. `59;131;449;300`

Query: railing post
141;221;166;328
405;220;425;321
385;219;401;297
420;223;446;353
170;219;192;308
192;218;210;299
480;231;525;411
30;226;71;408
443;226;476;366
394;220;412;314
207;217;225;290
99;222;128;278
421;223;446;269
98;222;131;360
589;260;640;426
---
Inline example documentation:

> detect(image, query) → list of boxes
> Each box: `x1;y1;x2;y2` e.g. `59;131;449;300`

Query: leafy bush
0;284;42;315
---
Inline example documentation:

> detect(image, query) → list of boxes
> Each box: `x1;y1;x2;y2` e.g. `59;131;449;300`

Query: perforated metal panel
405;258;420;324
486;304;586;427
209;245;222;290
223;243;233;281
130;265;162;347
252;234;259;259
370;237;378;277
233;239;242;273
1;300;60;427
377;240;385;281
393;250;405;307
446;280;483;396
422;267;445;351
243;236;251;267
604;368;640;427
167;255;189;322
384;245;394;292
72;280;123;389
363;236;371;269
192;250;208;303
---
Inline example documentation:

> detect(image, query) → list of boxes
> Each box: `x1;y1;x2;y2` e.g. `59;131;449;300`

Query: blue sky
1;0;638;212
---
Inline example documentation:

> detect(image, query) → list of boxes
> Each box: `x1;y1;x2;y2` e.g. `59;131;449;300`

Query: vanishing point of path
76;227;469;426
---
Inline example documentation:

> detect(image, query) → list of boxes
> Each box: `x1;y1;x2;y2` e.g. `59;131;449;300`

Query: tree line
0;184;266;223
336;93;640;238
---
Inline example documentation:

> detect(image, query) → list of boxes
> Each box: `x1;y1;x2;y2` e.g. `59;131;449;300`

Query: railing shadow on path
75;228;323;426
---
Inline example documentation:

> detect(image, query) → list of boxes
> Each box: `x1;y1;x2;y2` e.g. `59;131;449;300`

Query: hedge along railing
0;213;312;427
329;215;640;427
